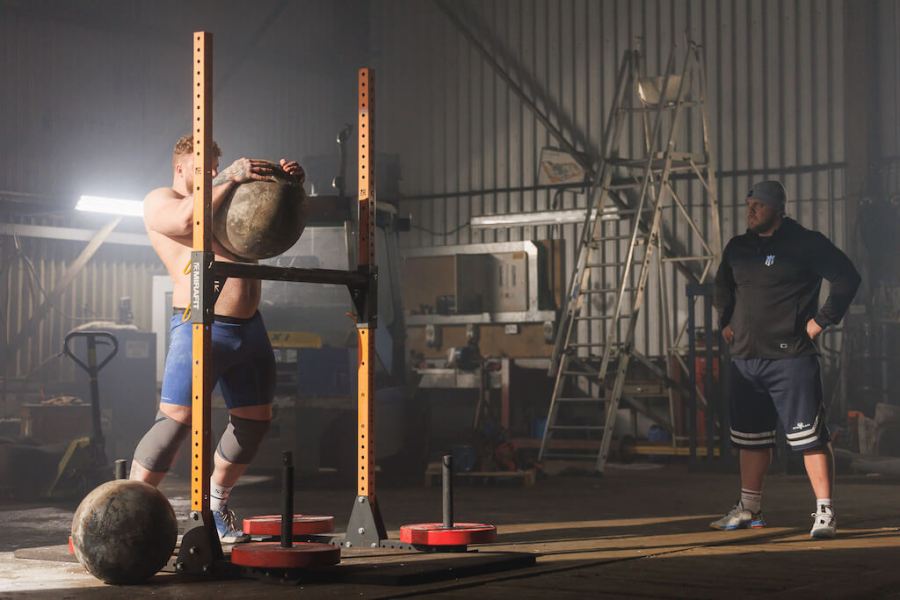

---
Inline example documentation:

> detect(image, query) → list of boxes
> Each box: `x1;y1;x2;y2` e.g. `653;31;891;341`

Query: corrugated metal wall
373;0;847;356
878;0;900;198
1;220;162;380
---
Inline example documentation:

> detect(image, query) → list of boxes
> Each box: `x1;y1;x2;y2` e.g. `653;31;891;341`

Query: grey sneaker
213;506;250;543
810;508;836;539
710;503;766;530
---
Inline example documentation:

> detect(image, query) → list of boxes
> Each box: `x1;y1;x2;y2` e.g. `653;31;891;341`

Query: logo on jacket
764;254;775;266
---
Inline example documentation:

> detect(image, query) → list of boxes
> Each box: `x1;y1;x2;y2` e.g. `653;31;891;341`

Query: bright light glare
75;195;143;217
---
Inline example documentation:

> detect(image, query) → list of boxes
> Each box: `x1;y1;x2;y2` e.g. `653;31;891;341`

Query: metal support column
176;30;224;576
343;67;388;549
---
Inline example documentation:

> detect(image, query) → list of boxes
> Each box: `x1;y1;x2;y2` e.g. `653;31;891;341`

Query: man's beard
749;212;779;234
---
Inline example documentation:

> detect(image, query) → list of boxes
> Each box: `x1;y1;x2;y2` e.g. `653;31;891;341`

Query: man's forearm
814;269;861;327
713;258;735;329
812;234;862;327
176;180;236;226
211;180;237;213
716;306;734;330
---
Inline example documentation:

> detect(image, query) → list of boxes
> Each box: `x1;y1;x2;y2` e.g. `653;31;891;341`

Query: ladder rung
611;207;655;215
596;234;646;241
588;238;645;248
592;286;637;293
661;255;715;263
579;288;635;295
586;261;641;268
550;425;605;431
567;342;608;348
619;101;702;113
573;314;632;321
562;370;600;376
608;159;705;173
565;348;622;357
556;397;605;403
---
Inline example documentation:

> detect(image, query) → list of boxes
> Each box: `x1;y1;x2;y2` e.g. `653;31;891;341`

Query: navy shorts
161;311;276;409
728;355;829;452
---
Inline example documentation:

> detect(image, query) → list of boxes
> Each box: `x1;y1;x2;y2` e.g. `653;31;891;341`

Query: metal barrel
114;459;127;480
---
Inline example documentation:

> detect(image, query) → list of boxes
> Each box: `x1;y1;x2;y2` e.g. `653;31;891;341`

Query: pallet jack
47;331;118;498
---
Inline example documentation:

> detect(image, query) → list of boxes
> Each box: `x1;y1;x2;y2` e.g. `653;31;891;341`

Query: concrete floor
2;464;900;599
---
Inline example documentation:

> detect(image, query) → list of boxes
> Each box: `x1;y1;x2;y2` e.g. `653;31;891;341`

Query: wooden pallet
424;462;536;487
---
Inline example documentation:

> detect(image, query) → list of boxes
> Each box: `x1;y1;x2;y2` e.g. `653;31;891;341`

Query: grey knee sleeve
215;415;271;464
133;410;190;472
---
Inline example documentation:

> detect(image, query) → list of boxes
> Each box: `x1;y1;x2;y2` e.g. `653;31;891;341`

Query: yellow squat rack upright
177;31;383;576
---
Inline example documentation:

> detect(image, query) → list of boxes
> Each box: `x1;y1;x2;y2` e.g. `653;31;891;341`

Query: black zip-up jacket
714;217;861;359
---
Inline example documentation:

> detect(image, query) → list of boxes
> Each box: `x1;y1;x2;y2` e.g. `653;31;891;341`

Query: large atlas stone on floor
71;480;177;585
214;168;308;260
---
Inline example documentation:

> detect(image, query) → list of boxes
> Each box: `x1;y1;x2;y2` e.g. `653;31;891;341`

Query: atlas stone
214;168;308;260
71;480;178;585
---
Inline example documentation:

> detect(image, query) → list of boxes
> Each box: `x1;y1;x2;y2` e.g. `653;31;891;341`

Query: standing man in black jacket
711;180;860;539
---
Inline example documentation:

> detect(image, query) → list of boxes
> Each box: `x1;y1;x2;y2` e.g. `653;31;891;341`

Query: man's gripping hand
214;158;277;185
279;159;305;184
722;324;734;345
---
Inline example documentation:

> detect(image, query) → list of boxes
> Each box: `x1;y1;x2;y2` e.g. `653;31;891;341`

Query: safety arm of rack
209;260;377;324
211;261;369;287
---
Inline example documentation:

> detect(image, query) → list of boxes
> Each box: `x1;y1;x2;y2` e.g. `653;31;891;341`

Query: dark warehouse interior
2;1;900;597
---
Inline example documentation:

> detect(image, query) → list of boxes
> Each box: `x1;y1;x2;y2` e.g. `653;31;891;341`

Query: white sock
740;488;762;513
817;498;833;514
210;479;233;512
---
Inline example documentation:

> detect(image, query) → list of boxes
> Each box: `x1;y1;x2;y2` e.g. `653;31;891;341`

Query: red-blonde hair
172;134;222;168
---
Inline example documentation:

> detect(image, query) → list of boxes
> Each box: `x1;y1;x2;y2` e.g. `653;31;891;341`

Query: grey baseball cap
747;180;786;210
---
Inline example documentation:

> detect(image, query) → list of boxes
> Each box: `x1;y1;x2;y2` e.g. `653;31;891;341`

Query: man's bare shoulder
144;186;185;206
143;187;191;238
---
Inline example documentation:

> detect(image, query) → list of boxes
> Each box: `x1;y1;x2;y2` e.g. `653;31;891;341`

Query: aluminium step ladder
540;42;722;472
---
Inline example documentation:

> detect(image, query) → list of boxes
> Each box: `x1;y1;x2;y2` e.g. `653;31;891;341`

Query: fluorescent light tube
76;195;143;217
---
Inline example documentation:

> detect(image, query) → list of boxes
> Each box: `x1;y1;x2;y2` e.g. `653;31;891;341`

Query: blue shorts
161;311;276;409
728;355;829;452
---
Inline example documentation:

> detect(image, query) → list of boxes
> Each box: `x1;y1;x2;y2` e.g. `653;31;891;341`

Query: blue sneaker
709;503;766;530
213;506;250;543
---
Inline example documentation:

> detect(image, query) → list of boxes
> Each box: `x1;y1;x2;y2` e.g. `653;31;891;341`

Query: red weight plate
230;542;340;569
242;514;334;536
399;523;497;546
